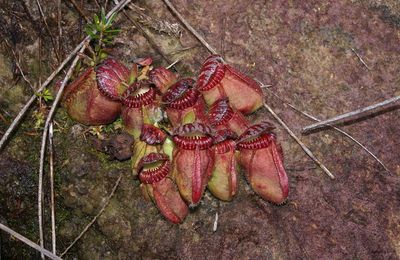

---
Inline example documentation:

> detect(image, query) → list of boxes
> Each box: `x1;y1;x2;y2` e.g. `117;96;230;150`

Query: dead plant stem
266;89;391;173
36;0;61;62
161;0;217;55
49;122;57;254
60;172;124;257
263;102;335;179
351;48;371;70
69;0;90;22
4;38;35;91
302;95;400;133
122;7;173;65
0;223;62;260
38;41;88;259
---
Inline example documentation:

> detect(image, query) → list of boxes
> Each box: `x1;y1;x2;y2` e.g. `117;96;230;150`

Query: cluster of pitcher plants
62;54;289;224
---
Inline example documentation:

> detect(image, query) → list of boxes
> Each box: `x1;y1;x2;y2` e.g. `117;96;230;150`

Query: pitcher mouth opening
162;78;199;110
138;153;170;184
236;122;276;150
122;82;155;108
208;98;234;126
196;54;225;91
172;122;213;150
96;58;131;101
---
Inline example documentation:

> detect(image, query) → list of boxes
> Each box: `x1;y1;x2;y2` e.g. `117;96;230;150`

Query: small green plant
88;118;123;139
36;88;54;102
32;109;45;130
103;117;123;133
85;8;121;65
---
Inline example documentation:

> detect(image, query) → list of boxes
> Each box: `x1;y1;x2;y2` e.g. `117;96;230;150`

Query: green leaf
101;8;106;24
93;14;99;25
85;28;95;39
99;50;108;61
105;29;121;34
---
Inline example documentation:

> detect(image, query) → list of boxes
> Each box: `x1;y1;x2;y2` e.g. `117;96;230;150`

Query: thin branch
121;6;173;65
36;0;61;62
351;48;371;70
161;0;217;55
263;102;335;179
0;0;131;152
49;122;57;254
166;59;180;69
265;88;391;174
68;0;90;22
3;38;35;91
38;41;88;259
0;223;62;260
166;45;199;56
302;95;400;133
14;55;35;91
57;0;62;59
60;172;124;257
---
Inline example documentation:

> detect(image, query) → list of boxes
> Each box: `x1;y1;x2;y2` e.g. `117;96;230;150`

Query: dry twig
302;95;400;133
128;3;182;38
351;48;371;70
60;172;124;257
49;122;57;254
36;0;61;62
121;5;173;65
0;223;61;260
161;0;217;55
3;38;35;91
266;89;391;174
38;41;88;259
263;102;335;179
69;0;90;22
166;59;181;69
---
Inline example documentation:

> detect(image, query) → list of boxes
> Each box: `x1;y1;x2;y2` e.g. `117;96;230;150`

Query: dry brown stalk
49;122;57;254
265;88;391;174
38;41;88;259
69;0;90;22
263;102;335;179
161;0;217;55
36;0;61;62
351;47;371;70
0;223;62;260
60;172;124;257
122;7;173;65
302;95;400;133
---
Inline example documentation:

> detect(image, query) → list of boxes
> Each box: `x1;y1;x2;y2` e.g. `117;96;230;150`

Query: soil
0;0;399;259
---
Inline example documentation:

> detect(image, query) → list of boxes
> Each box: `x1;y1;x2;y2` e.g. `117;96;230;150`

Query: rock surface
0;0;399;259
